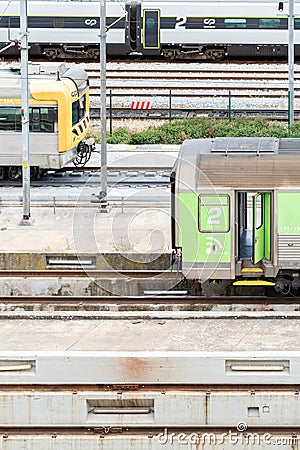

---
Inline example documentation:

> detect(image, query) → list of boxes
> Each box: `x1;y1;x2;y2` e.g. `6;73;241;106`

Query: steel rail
0;426;299;432
89;106;300;120
0;295;297;305
0;270;176;278
89;71;300;80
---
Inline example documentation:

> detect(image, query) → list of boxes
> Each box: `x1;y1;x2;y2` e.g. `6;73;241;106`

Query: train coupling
73;137;95;167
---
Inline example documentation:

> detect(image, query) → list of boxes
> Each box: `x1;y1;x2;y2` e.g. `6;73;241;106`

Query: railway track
86;61;300;104
0;169;171;188
2;60;299;117
0;270;176;278
0;295;298;305
91;107;300;120
0;295;300;317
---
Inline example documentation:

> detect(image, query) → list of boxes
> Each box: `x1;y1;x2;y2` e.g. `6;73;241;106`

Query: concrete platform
0;202;171;252
0;146;174;256
68;143;179;169
0;317;299;384
0;316;298;352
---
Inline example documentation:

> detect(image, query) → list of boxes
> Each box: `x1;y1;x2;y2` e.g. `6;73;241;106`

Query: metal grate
211;137;279;154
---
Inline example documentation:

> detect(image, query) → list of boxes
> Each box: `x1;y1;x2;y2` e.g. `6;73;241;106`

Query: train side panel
140;1;300;58
0;133;73;170
0;1;129;58
278;192;300;270
176;190;234;281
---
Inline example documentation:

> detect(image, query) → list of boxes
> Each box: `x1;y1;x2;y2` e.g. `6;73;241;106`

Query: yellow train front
0;63;95;179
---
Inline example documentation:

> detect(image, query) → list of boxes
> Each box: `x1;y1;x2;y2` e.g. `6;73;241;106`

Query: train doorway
237;191;272;265
142;9;160;50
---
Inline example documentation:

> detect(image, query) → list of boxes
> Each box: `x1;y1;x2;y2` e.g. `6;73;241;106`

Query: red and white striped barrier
131;101;152;110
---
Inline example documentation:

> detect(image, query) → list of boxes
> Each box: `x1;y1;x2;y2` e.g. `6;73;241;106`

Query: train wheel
86;48;100;59
204;48;225;61
162;49;178;60
43;47;64;59
30;166;40;179
7;166;22;180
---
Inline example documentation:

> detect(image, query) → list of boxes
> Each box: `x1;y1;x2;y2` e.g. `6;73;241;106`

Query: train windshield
72;95;86;125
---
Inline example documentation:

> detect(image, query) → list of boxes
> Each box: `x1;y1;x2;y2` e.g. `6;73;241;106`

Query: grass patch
90;118;298;145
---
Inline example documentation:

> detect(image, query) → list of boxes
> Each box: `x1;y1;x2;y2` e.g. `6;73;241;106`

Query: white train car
1;0;300;60
0;0;129;59
140;0;300;59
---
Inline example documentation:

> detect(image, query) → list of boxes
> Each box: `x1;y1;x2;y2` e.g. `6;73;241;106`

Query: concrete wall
0;252;171;271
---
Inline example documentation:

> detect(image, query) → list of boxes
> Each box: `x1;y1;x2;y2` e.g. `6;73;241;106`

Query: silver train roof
174;137;300;190
0;63;88;98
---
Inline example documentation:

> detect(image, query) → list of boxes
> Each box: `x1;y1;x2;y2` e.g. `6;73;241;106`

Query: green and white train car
171;137;300;294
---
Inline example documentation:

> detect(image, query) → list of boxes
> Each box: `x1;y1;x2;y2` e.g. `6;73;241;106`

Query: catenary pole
288;0;295;124
20;0;31;223
99;0;107;206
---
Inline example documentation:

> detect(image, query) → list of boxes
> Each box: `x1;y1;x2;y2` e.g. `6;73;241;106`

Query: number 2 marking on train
175;17;187;29
207;207;221;225
85;19;97;27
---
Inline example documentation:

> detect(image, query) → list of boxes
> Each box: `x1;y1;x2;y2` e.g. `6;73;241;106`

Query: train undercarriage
0;138;95;181
161;46;226;60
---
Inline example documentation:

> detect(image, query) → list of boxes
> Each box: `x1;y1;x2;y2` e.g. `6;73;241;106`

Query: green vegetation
90;118;300;145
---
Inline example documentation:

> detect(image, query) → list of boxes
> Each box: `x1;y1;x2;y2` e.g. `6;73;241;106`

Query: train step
233;279;275;286
241;267;264;277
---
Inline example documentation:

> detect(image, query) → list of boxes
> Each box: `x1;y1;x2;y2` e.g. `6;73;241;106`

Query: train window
8;17;20;28
28;17;55;28
295;19;300;29
40;108;55;132
224;18;246;29
72;97;86;125
0;107;18;131
143;10;160;49
30;109;41;132
198;195;230;233
79;96;86;120
0;17;9;27
72;100;79;125
255;194;263;229
258;19;280;29
0;107;54;132
54;18;64;28
146;18;155;29
29;108;54;132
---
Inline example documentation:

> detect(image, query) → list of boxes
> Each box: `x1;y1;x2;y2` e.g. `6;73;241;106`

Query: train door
142;9;161;52
237;191;272;265
253;192;271;264
126;0;142;53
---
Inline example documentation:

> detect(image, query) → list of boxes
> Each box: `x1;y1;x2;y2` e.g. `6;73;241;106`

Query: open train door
142;9;161;51
253;192;271;264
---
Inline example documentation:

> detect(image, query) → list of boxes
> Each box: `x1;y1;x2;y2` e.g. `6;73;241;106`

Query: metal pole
20;0;31;224
99;0;107;207
169;89;172;122
228;90;232;122
288;90;291;127
288;0;294;124
109;89;113;135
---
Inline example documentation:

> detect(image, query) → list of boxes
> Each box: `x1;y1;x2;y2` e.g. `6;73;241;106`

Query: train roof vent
211;137;279;155
28;63;67;76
